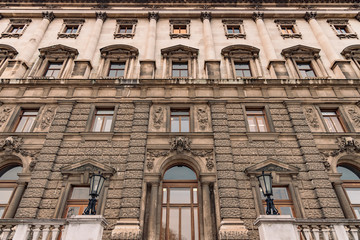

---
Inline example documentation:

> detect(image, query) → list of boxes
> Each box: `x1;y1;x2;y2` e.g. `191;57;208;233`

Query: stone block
124;171;143;179
119;208;140;218
120;198;141;208
127;154;145;162
220;208;241;218
218;179;238;188
219;188;240;198
107;189;123;199
212;120;228;126
215;147;233;154
15;207;38;218
219;198;241;208
315;189;337;198
215;139;231;147
213;126;229;132
104;208;120;218
19;197;41;208
23;188;44;198
40;199;58;209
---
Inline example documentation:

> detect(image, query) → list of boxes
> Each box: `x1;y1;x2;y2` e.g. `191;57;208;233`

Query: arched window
161;165;200;240
0;165;22;218
337;164;360;219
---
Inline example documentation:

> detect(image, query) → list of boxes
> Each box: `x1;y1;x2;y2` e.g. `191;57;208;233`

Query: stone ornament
152;106;164;129
330;137;360;156
95;12;107;21
148;12;159;21
0;106;13;127
197;107;209;130
41;107;56;130
0;136;36;157
304;107;319;128
200;12;212;21
42;11;55;22
252;12;264;21
170;136;191;153
347;107;360;128
304;11;317;21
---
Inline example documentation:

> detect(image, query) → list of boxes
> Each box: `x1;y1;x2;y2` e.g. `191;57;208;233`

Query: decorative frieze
0;136;36;157
197;106;209;130
330;137;360;156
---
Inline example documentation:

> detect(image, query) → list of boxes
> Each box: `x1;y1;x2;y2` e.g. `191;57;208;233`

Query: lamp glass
258;172;273;196
90;174;105;196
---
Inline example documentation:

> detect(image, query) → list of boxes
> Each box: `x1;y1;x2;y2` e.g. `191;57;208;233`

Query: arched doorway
160;165;200;240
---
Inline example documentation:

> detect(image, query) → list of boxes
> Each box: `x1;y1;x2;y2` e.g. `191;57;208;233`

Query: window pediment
281;44;320;60
61;159;115;177
0;44;18;59
39;44;78;58
245;158;299;175
161;44;199;58
100;44;139;59
341;45;360;59
221;45;260;58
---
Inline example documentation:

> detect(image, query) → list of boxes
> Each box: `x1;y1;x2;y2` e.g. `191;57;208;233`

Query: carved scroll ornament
304;107;319;128
330;137;360;156
41;107;56;130
347;107;360;128
0;106;12;127
152;106;164;129
0;136;37;157
197;107;209;130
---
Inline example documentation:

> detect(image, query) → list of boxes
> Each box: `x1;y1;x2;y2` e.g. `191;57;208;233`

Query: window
44;62;63;78
114;19;137;38
327;19;357;39
14;110;38;132
261;187;295;217
274;20;301;39
321;110;345;132
1;19;31;38
63;187;90;217
337;165;360;219
161;165;200;240
169;20;190;39
234;62;252;77
108;62;126;78
92;109;114;132
246;109;268;132
58;19;84;39
296;62;316;78
171;109;190;132
222;19;246;39
0;165;22;218
172;62;188;78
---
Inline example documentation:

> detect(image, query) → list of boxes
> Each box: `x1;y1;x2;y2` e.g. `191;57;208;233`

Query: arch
100;44;139;57
281;44;320;59
336;164;360;180
328;153;360;174
0;44;18;58
221;44;260;57
39;44;79;57
154;154;204;177
161;44;199;57
341;45;360;59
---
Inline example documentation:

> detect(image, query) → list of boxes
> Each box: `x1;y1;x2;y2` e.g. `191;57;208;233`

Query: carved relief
170;136;191;153
40;106;56;130
153;106;164;129
304;107;319;128
0;106;13;127
347;107;360;128
0;136;37;157
197;107;208;130
330;137;360;156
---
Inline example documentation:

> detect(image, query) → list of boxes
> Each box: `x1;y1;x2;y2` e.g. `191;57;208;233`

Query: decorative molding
200;12;212;21
304;107;319;128
0;106;12;127
304;11;317;21
222;19;246;39
347;107;360;128
57;19;85;39
197;107;208;130
356;12;360;22
152;106;164;129
252;12;264;21
327;19;358;39
219;220;249;240
169;19;191;39
61;159;116;177
1;19;32;39
148;11;159;21
245;158;299;175
170;136;191;153
95;11;107;21
274;19;302;39
40;106;56;130
42;11;55;22
0;136;36;157
330;137;360;157
114;19;137;39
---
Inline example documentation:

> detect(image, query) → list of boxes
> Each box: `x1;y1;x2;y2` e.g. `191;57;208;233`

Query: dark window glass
45;62;63;78
119;25;133;34
9;25;24;34
14;110;38;132
108;62;126;78
227;25;241;34
297;62;316;78
234;62;252;77
64;25;79;34
172;62;188;78
64;187;90;218
261;187;295;217
337;165;360;181
281;25;295;34
335;25;348;34
163;166;197;180
321;110;345;132
0;165;22;218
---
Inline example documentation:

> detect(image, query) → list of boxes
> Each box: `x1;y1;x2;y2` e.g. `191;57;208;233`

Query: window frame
295;61;317;78
114;19;137;39
169;19;191;39
170;108;191;133
13;109;39;133
86;105;118;133
319;109;346;133
171;61;189;78
327;19;357;39
43;61;64;78
261;186;296;217
107;62;126;78
91;108;116;133
245;108;270;133
222;19;246;39
62;186;90;218
274;20;302;39
1;19;31;39
234;61;252;78
58;19;85;39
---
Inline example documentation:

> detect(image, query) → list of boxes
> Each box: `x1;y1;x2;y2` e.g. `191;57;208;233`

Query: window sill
281;33;302;39
170;33;190;39
336;33;358;39
57;33;79;39
1;33;23;39
246;132;280;141
114;33;135;39
80;132;114;141
225;33;246;39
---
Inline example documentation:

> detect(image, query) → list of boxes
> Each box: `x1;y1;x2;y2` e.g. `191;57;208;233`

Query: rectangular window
63;187;89;217
9;25;24;34
335;25;349;34
296;62;316;78
108;62;126;78
281;25;295;34
92;109;114;132
246;109;268;132
118;25;133;34
227;25;241;34
173;25;187;34
344;187;360;219
44;62;63;78
261;187;295;217
321;110;345;132
64;25;79;34
14;110;38;132
171;109;190;132
172;62;188;78
235;62;252;77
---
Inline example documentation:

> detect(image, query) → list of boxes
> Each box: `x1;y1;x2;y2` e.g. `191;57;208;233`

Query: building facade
0;0;360;239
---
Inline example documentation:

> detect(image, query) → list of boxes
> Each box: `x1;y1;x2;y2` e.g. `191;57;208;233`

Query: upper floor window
246;109;268;132
261;187;295;216
63;186;90;217
92;109;114;132
171;109;190;132
114;19;137;38
296;62;316;78
108;62;126;78
222;19;246;39
274;20;301;39
321;110;345;132
58;19;84;39
1;19;31;38
14;109;38;132
327;19;357;39
44;62;63;78
235;62;252;77
172;62;188;78
0;165;23;218
169;20;190;39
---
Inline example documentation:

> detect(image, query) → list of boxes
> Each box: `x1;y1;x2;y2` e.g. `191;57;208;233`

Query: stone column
10;12;54;78
111;101;150;239
201;12;220;79
252;12;289;79
147;181;159;239
140;12;159;79
202;182;213;240
305;12;354;79
333;182;355;219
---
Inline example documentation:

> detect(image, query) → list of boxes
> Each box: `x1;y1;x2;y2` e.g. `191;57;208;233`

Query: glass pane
0;188;14;204
161;207;166;240
280;207;293;217
243;70;252;77
169;208;179;239
0;207;4;218
180;70;188;77
194;207;199;240
354;207;360;219
171;117;179;132
103;116;113;132
247;110;264;115
0;166;22;180
92;116;103;132
322;111;337;116
163;188;167;203
170;188;191;204
257;116;267;132
108;70;117;77
345;188;360;204
331;117;344;132
247;116;257;132
181;116;189;132
22;117;35;132
71;187;89;199
172;70;180;77
234;28;240;33
337;166;360;180
15;117;27;132
305;70;316;78
273;187;289;200
297;63;311;70
66;206;80;217
97;110;114;115
324;118;336;132
181;207;191;240
171;111;189;116
164;166;197;180
193;188;197;204
23;111;38;116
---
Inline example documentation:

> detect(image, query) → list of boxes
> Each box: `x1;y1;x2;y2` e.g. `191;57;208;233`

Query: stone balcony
255;215;360;240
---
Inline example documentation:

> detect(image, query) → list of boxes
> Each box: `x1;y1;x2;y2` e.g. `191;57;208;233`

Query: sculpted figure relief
304;107;319;128
0;106;12;127
41;107;56;130
197;107;208;130
347;107;360;127
153;106;164;129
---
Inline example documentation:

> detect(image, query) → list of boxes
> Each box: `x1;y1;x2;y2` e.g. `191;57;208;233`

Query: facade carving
40;106;56;130
347;106;360;128
0;106;12;127
331;137;360;157
197;107;209;130
152;106;163;129
304;107;320;128
0;136;36;157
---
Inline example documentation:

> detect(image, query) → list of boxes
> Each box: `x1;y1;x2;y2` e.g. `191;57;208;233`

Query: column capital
304;11;317;22
356;12;360;22
148;12;159;21
252;12;264;22
200;12;212;22
42;11;55;22
96;11;107;21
